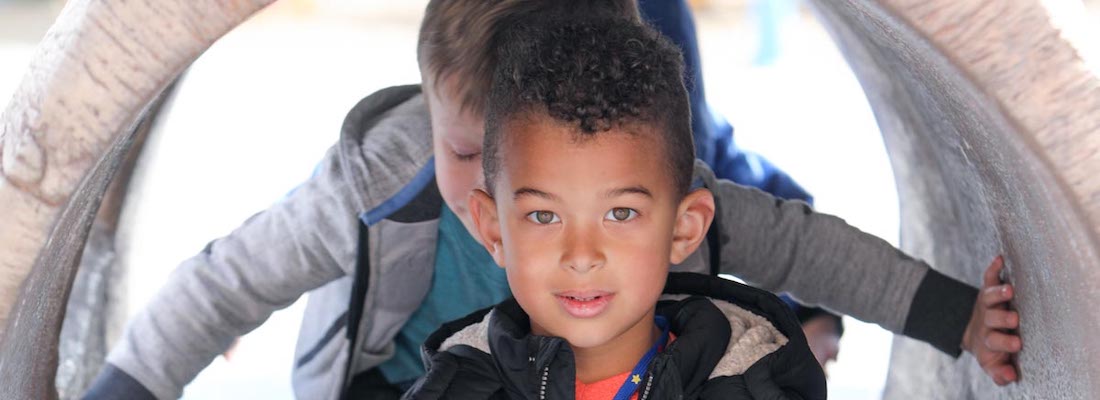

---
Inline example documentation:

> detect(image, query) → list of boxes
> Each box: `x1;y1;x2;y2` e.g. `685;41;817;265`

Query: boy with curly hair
403;17;826;400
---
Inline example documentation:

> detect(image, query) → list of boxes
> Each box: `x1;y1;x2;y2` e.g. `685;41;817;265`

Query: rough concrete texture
808;0;1100;398
0;0;275;398
0;0;276;337
55;224;116;400
54;82;170;399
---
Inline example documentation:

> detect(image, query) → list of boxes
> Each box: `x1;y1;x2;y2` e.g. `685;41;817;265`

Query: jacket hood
416;273;826;399
429;295;789;379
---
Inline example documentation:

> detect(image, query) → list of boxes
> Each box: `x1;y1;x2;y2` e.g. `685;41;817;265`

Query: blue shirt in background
377;205;511;386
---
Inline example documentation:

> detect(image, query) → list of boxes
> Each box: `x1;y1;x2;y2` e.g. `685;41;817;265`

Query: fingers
975;256;1022;386
978;333;1022;386
989;364;1018;386
980;284;1014;307
984;331;1023;353
983;255;1004;288
984;309;1020;330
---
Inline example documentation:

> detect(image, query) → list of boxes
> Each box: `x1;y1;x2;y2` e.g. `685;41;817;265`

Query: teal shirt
377;205;511;385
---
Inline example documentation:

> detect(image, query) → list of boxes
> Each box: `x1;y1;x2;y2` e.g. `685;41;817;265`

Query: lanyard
611;315;671;400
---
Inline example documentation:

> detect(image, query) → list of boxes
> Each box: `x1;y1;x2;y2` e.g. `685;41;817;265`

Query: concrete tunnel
0;0;1098;399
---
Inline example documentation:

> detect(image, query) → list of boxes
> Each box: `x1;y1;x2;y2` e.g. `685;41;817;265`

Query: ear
669;188;715;265
468;189;506;268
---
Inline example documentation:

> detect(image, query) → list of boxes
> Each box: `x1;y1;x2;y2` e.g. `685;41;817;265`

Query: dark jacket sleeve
82;363;156;400
697;346;826;400
904;269;978;356
401;347;505;400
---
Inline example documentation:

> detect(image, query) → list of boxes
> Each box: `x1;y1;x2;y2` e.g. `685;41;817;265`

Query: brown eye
526;211;560;224
606;208;638;222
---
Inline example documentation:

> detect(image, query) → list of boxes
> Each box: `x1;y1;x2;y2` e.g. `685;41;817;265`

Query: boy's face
802;316;841;370
426;77;487;236
469;115;714;351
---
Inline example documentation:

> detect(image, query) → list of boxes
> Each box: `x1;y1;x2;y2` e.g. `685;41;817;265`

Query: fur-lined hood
404;273;826;400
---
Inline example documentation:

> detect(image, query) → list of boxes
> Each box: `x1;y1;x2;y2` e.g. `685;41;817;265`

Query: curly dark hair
483;18;695;197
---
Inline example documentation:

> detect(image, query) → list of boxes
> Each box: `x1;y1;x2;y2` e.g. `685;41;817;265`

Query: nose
560;222;605;273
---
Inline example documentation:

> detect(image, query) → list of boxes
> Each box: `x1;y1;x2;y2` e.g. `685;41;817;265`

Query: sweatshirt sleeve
88;144;361;399
697;160;977;356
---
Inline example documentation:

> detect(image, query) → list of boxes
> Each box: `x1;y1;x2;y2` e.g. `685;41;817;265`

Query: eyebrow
605;186;653;199
512;185;653;201
514;187;560;201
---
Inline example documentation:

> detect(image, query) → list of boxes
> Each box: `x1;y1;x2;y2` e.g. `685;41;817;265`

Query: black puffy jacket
401;273;826;400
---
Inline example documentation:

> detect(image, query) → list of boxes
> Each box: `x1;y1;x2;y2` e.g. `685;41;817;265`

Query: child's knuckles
985;310;1018;328
983;313;998;328
986;366;1006;385
981;288;1000;306
984;260;1002;283
984;335;1008;351
981;286;1010;304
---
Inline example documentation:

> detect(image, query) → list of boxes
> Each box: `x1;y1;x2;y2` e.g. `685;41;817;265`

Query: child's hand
961;256;1021;385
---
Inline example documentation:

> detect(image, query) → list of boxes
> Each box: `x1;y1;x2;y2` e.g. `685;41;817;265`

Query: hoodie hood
432;296;787;376
415;273;826;400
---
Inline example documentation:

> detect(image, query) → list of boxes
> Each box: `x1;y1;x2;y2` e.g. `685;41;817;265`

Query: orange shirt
575;371;638;400
574;334;675;400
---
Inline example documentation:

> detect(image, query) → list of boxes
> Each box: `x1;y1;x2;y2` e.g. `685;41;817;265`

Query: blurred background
2;0;1098;398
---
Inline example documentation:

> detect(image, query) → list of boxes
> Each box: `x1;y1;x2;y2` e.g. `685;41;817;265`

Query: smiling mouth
555;291;614;318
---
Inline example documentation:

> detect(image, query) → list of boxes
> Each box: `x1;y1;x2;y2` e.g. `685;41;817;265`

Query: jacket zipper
639;373;654;400
339;221;373;400
538;364;550;400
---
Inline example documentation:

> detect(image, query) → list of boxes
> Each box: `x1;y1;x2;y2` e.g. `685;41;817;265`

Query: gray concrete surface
810;0;1100;398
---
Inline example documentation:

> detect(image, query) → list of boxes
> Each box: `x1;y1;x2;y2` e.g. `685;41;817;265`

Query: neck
573;312;661;384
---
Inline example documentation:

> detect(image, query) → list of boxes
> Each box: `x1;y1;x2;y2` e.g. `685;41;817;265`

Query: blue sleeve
639;0;718;167
640;0;812;205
